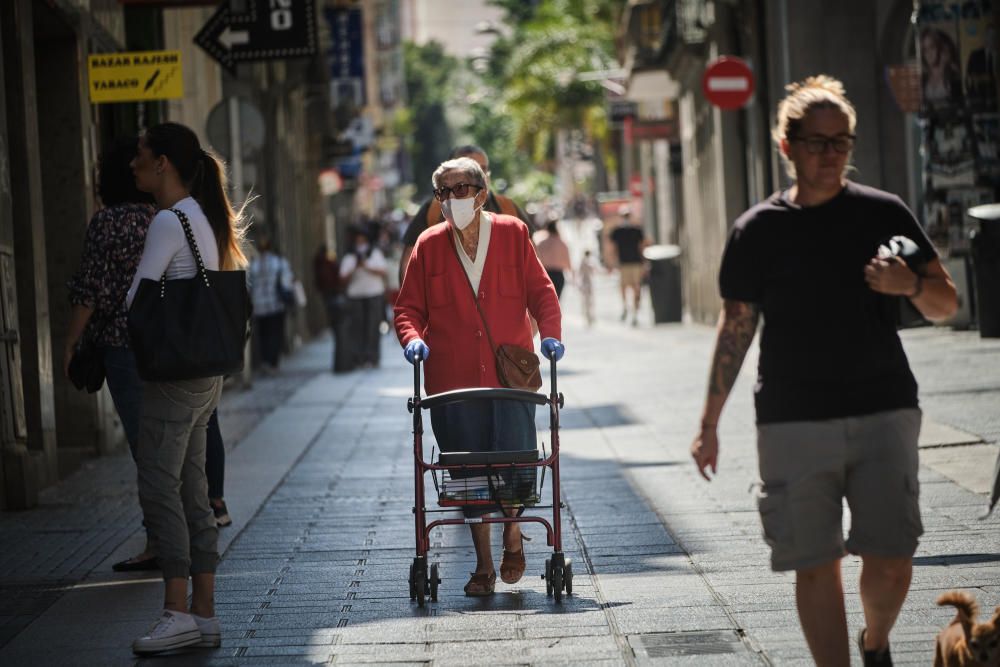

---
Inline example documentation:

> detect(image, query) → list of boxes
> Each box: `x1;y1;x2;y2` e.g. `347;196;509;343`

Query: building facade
0;0;342;509
618;0;997;324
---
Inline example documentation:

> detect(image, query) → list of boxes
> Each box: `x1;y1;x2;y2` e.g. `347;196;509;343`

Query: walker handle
413;355;422;400
549;355;557;398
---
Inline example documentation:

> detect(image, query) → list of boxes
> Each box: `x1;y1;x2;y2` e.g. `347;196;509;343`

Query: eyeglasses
790;134;856;154
433;182;483;201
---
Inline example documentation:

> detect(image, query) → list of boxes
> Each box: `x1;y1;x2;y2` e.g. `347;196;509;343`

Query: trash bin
969;204;1000;338
643;244;682;323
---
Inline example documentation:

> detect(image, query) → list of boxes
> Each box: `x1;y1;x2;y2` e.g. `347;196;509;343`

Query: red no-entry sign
702;57;755;110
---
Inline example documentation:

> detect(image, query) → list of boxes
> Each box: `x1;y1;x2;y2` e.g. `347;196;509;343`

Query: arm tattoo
708;301;759;397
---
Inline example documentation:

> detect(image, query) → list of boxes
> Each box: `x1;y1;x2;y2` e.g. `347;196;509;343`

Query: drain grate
630;630;747;658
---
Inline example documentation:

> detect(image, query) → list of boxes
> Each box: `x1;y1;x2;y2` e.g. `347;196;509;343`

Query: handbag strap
446;226;501;357
162;207;211;297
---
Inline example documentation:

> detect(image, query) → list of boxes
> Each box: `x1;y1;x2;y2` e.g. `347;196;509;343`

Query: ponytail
192;149;248;270
145;122;248;270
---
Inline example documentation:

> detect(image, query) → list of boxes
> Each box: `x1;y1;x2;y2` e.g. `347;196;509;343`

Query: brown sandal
463;571;496;596
500;533;530;584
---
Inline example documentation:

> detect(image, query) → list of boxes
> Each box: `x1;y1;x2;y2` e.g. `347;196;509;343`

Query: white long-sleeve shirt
126;197;220;308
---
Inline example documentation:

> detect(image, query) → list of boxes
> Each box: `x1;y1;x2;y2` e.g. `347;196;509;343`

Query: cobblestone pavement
0;270;997;666
0;360;322;650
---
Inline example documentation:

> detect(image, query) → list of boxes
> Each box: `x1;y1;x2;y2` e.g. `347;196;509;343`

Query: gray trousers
137;377;223;580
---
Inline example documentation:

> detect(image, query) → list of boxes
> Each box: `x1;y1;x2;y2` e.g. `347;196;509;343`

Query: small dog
934;590;1000;666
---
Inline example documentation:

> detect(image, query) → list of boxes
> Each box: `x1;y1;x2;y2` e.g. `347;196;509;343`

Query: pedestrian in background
610;206;648;326
206;411;231;528
576;249;596;327
65;136;158;569
314;243;343;372
126;122;248;655
378;225;401;329
340;225;387;369
533;218;572;299
395;157;564;597
398;145;529;285
690;76;957;666
249;233;293;374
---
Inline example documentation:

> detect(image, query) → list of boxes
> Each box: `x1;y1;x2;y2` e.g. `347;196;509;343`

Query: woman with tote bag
125;122;248;656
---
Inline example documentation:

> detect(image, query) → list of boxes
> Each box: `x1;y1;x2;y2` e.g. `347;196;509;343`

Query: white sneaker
132;610;202;655
193;614;221;648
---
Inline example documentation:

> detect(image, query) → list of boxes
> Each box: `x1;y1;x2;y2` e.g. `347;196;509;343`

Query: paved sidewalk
0;271;997;665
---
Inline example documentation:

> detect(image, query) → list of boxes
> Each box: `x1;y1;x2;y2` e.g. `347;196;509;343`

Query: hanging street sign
324;6;365;108
87;50;184;103
195;0;317;75
702;57;755;110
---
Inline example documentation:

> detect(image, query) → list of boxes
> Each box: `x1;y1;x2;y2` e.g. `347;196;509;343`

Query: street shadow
409;590;632;616
619;460;684;469
914;553;1000;566
547;403;638;430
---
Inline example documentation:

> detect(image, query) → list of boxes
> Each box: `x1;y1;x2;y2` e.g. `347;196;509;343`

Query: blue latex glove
540;337;565;361
404;339;429;364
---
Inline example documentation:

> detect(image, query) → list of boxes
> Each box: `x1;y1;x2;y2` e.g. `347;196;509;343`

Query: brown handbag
494;342;542;391
448;227;542;391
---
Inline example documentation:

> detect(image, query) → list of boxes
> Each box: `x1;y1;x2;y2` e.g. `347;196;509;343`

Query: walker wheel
544;558;553;597
411;557;427;606
564;560;573;596
430;563;440;602
551;563;564;603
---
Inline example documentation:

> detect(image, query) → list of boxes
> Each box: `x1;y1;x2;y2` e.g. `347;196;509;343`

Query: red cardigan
394;214;562;395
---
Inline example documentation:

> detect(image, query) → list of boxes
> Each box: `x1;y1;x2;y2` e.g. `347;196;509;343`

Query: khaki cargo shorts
619;263;644;290
755;408;923;572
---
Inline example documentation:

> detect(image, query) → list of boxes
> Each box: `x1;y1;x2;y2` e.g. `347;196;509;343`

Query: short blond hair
772;75;857;178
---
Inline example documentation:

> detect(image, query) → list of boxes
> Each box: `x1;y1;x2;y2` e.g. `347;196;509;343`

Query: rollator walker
406;355;572;605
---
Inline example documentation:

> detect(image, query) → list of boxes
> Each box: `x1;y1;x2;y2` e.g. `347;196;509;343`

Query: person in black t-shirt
609;207;648;325
398;145;529;284
690;76;958;667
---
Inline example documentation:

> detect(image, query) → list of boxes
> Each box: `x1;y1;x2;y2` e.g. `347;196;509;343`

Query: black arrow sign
194;0;317;74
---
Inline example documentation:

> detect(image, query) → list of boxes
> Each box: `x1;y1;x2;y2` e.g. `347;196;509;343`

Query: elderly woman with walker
395;157;565;598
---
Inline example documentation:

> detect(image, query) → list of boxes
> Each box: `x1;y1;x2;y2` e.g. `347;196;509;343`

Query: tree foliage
403;41;458;197
463;0;620;193
492;1;618;152
401;1;621;203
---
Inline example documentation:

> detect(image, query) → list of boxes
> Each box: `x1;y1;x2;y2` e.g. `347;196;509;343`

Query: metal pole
776;0;791;85
229;97;252;389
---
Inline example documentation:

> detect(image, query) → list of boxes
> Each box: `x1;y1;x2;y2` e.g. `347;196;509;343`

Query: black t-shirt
611;225;645;264
401;192;527;247
719;181;938;423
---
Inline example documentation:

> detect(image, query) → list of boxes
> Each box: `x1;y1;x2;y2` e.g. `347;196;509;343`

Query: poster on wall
972;112;1000;181
927;116;976;189
959;1;997;112
917;1;964;114
917;0;998;256
948;187;993;251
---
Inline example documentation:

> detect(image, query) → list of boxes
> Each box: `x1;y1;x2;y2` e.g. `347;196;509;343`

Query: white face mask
442;196;481;230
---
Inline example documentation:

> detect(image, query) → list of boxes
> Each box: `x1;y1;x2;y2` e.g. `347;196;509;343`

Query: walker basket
436;449;540;507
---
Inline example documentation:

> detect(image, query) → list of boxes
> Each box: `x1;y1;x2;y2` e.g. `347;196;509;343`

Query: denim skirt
430;398;536;517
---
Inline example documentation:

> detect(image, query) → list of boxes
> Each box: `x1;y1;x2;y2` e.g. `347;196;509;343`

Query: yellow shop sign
87;50;183;103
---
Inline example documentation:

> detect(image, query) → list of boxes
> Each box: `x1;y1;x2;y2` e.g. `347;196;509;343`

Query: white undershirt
339;247;388;298
126;197;220;307
452;211;492;295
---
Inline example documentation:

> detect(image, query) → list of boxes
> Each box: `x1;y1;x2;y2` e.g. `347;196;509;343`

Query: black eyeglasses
433;182;483;201
790;134;856;154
